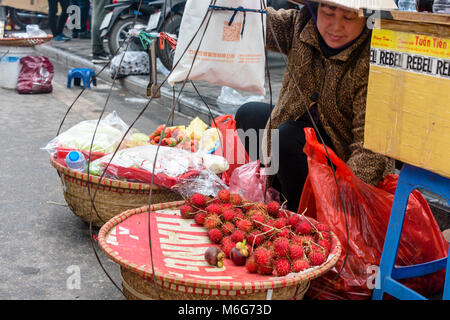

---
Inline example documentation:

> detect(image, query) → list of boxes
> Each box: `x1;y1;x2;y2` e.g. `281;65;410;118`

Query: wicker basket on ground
98;201;342;300
50;155;183;227
0;35;53;47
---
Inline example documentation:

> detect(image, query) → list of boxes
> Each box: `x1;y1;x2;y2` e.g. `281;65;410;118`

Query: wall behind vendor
1;0;50;13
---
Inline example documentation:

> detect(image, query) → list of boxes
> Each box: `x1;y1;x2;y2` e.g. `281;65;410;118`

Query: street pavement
0;59;193;300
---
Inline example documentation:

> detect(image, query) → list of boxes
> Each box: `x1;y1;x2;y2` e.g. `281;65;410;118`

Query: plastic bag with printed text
298;128;448;300
168;0;266;95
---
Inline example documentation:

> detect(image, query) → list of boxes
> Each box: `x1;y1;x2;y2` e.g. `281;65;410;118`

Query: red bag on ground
211;115;250;185
17;55;54;94
298;128;448;300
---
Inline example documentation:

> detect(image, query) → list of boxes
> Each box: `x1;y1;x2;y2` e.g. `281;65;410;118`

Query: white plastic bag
109;51;149;77
168;0;267;95
43;111;132;155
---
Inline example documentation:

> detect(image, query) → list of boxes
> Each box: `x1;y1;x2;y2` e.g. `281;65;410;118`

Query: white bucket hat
291;0;398;12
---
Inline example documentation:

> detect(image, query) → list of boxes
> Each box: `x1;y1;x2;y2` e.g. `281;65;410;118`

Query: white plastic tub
0;56;21;89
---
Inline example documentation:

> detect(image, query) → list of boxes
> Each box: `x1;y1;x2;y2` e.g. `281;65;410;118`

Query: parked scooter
3;6;49;30
100;0;186;70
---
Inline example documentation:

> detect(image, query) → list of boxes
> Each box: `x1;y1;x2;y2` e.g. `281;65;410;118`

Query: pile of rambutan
181;189;333;277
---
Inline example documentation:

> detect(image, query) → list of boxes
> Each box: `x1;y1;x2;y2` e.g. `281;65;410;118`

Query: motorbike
3;6;48;30
100;0;186;70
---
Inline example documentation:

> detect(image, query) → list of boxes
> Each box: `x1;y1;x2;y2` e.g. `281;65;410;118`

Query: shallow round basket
50;155;183;227
0;35;53;47
98;202;342;300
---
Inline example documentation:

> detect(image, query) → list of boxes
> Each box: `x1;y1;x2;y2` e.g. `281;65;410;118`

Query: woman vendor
235;0;396;212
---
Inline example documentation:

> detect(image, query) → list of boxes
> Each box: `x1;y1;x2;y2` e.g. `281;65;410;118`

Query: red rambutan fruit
231;230;246;243
190;193;208;207
274;258;291;277
180;204;194;219
217;189;230;203
251;214;266;228
289;244;304;260
194;212;207;225
292;259;310;273
288;214;300;228
267;201;280;217
230;193;243;206
273;237;290;258
221;240;236;258
203;214;221;230
221;209;235;222
274;218;287;229
308;251;326;266
277;209;290;219
236;219;252;232
296;221;313;235
206;203;222;216
207;228;223;244
254;247;271;267
318;239;331;252
245;255;258;273
221;222;235;235
247;231;264;247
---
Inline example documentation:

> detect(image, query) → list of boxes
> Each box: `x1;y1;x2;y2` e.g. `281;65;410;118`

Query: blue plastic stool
373;164;450;300
67;68;96;89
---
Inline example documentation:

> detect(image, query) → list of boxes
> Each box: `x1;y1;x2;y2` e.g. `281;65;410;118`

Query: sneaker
79;31;91;39
92;51;110;64
53;34;71;42
60;34;71;41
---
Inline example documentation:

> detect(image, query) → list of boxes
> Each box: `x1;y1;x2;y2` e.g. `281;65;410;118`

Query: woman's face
316;4;367;49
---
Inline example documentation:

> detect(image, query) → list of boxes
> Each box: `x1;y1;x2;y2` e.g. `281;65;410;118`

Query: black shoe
72;32;79;39
79;31;91;39
92;52;110;64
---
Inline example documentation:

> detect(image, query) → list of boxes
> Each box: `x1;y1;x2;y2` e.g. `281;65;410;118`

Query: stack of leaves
179;190;333;277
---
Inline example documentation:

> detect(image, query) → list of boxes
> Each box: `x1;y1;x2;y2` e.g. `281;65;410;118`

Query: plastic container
433;0;450;13
65;151;87;172
397;0;417;11
0;56;21;89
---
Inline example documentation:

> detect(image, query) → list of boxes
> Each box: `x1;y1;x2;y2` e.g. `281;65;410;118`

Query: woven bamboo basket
98;202;342;300
0;35;53;47
50;155;183;227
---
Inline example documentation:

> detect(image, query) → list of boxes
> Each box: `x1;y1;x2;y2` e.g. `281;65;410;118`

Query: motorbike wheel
107;16;147;56
9;8;49;31
157;13;182;71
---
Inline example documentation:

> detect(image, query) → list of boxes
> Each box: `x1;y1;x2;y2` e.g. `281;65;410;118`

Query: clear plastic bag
172;169;229;198
26;24;47;37
90;145;229;188
43;111;132;159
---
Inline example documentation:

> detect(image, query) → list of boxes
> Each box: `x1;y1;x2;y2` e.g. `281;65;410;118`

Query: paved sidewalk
34;37;287;124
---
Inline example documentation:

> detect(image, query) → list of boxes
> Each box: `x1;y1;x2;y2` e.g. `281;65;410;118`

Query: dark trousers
48;0;70;37
70;0;90;34
235;102;334;212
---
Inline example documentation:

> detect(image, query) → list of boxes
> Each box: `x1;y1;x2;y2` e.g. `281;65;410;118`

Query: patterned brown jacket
262;6;394;186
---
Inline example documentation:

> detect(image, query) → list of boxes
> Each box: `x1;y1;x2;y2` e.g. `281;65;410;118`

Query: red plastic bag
298;128;448;300
211;115;250;185
17;55;54;94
